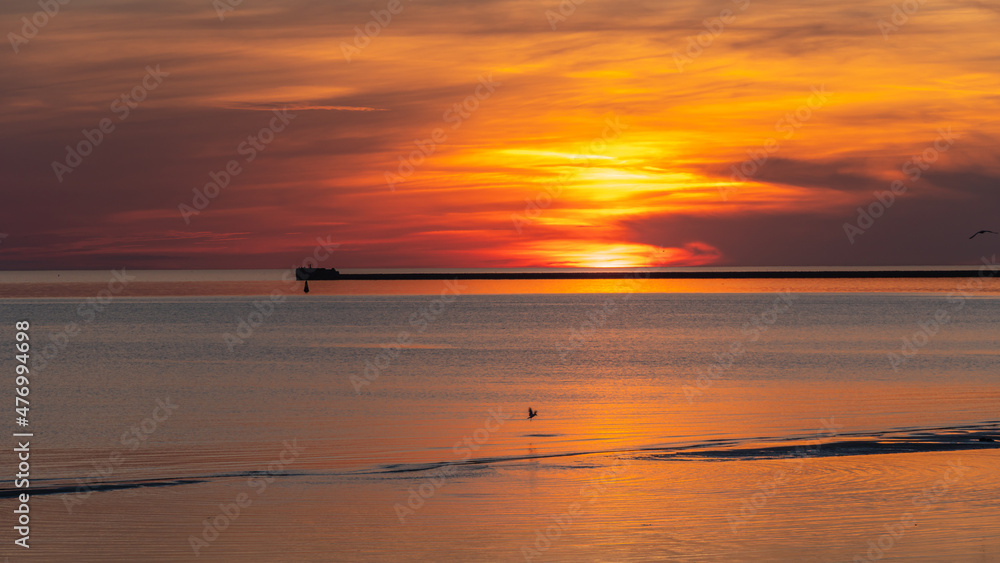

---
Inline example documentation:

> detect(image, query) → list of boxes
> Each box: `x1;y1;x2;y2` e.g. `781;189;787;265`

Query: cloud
220;102;386;112
3;0;1000;269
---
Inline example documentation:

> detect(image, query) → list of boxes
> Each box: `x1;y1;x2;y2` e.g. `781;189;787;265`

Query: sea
0;269;998;562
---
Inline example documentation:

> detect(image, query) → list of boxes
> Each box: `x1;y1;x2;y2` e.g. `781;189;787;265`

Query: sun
510;239;723;268
514;241;663;268
577;249;646;268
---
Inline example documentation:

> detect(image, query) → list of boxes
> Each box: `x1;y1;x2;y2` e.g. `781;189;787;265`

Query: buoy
304;280;310;293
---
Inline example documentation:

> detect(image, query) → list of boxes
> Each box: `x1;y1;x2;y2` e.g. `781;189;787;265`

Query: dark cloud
2;0;1000;269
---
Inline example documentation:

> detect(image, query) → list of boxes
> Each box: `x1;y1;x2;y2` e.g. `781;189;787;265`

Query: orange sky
2;0;1000;269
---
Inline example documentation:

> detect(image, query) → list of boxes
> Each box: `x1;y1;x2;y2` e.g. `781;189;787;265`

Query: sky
1;0;999;270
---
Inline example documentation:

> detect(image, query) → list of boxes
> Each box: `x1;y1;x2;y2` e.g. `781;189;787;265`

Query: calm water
1;275;998;561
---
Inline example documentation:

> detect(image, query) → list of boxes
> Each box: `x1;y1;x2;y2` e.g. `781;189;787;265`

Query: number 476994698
15;320;29;425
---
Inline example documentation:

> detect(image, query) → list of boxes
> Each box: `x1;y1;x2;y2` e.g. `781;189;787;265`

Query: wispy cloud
2;0;1000;268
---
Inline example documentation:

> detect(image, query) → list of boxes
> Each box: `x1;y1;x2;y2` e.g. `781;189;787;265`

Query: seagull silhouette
969;230;999;239
527;407;538;420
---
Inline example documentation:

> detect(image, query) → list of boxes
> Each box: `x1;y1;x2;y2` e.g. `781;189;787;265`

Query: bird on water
527;407;538;420
969;230;998;239
304;280;310;293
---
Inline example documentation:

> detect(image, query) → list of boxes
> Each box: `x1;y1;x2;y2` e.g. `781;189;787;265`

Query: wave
643;436;998;462
0;470;309;499
3;421;996;499
639;421;1000;462
0;478;208;498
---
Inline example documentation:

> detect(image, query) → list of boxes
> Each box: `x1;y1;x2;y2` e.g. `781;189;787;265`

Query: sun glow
508;239;721;268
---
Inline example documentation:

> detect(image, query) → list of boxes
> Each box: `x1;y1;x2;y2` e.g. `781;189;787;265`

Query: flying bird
969;230;999;239
527;407;538;420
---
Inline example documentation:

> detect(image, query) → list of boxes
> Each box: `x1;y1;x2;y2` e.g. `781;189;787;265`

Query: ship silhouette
296;267;340;281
